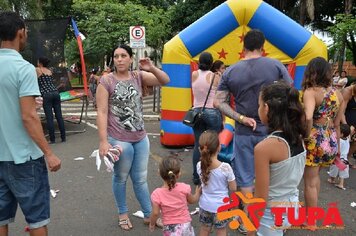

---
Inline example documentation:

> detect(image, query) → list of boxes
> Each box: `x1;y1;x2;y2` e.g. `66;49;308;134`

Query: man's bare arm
214;90;239;121
20;96;61;172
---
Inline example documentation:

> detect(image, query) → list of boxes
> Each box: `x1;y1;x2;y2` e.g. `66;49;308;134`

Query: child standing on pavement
328;124;351;190
149;157;201;235
197;130;237;236
254;81;307;235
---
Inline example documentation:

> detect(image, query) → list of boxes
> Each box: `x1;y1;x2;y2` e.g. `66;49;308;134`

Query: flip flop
327;178;337;184
119;218;133;231
335;185;346;190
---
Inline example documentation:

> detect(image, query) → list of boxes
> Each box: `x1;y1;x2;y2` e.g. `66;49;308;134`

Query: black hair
260;81;306;146
340;124;351;138
115;44;133;57
0;11;26;41
211;60;224;73
302;57;332;90
38;57;51;67
199;130;220;186
110;45;133;69
243;29;265;52
159;157;181;191
198;52;213;71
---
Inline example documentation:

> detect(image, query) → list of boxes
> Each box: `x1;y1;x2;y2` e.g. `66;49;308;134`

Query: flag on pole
71;18;88;96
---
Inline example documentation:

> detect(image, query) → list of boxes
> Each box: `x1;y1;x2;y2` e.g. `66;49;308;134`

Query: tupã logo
217;192;344;231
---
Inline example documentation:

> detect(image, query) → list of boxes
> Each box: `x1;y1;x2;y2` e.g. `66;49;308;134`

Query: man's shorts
199;208;229;229
232;135;265;187
0;156;50;229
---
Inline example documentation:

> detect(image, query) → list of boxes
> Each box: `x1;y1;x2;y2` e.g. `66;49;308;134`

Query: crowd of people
1;11;356;236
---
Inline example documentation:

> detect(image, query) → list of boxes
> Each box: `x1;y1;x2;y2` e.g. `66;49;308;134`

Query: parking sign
130;26;146;48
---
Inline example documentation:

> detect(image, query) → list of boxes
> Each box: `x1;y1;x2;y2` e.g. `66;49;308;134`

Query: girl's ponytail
261;81;306;146
286;86;307;143
167;170;177;191
199;130;220;186
200;145;212;186
159;157;181;191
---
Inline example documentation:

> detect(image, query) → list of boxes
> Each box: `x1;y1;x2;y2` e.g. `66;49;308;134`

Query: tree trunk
299;0;307;25
338;38;346;73
306;0;314;21
338;0;353;71
345;0;352;14
347;24;356;65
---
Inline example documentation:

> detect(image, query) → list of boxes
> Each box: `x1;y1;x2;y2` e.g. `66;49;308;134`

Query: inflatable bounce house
160;0;327;147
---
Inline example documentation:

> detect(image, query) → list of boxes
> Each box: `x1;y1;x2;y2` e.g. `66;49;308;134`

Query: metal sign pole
136;48;139;70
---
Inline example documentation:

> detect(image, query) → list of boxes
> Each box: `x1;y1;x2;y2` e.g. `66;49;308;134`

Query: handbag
182;108;202;127
183;74;215;127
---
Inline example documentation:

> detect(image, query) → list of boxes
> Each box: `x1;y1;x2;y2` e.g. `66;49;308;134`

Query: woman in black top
36;57;66;143
341;84;356;168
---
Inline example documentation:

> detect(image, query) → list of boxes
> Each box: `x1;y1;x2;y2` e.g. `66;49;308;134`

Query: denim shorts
199;208;229;229
0;156;50;229
232;135;265;187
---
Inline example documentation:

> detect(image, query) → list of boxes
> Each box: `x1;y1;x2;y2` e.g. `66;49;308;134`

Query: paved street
8;108;356;236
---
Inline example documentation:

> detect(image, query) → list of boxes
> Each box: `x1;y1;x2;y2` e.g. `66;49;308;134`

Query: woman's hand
139;58;154;72
99;140;112;158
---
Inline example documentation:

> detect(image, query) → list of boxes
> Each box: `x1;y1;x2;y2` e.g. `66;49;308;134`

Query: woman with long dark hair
36;56;66;143
302;57;344;219
96;45;169;231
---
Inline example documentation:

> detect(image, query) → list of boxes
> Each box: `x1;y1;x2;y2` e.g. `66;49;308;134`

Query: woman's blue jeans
108;135;151;218
192;108;223;181
42;92;66;142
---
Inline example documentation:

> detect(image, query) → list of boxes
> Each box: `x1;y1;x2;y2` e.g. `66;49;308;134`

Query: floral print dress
305;88;339;167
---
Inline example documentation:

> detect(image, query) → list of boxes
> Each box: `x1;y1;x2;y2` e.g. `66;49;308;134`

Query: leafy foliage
42;0;74;18
328;13;356;65
0;0;43;18
65;0;171;66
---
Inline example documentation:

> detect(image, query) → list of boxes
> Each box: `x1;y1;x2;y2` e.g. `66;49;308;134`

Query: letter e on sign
129;26;146;48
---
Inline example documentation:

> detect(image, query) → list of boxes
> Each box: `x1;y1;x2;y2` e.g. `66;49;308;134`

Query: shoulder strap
201;74;215;111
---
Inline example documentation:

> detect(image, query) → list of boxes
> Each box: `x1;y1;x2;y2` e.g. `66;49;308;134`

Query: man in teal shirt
0;12;61;236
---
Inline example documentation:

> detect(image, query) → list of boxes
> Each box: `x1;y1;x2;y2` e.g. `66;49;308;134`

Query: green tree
42;0;74;18
328;13;356;65
129;0;176;10
65;1;171;67
0;0;43;18
170;0;224;34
